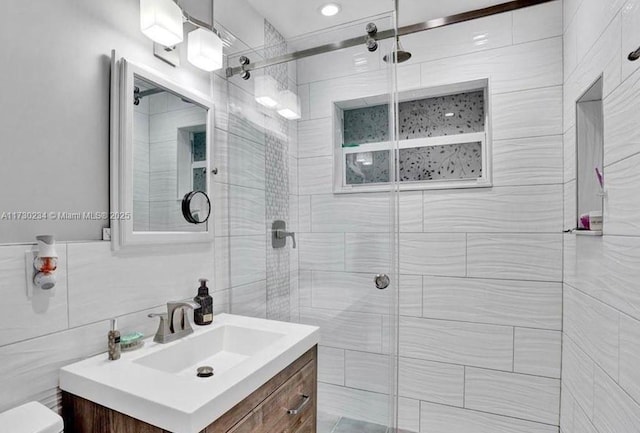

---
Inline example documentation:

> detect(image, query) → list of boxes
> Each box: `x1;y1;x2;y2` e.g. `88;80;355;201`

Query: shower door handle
374;274;390;290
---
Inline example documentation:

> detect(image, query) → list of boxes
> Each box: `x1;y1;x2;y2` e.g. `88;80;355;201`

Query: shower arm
226;0;555;78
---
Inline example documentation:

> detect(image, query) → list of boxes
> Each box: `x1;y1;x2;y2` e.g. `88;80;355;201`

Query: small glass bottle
108;318;121;360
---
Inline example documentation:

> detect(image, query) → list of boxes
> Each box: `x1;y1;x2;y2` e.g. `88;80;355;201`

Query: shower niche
333;79;491;193
575;77;604;235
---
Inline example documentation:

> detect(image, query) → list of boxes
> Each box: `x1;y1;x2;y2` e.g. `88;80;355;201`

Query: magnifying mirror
181;191;211;225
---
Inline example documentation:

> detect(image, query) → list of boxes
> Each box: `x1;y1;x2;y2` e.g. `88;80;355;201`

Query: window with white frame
333;79;491;193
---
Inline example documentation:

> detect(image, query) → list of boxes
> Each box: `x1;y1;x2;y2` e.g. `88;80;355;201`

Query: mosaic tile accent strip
264;20;291;322
399;142;483;181
342;90;485;145
345;150;390;185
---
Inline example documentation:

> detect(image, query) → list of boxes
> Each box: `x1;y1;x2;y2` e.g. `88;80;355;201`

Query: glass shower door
221;7;400;433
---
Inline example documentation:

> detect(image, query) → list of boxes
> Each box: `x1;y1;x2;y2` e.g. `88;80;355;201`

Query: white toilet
0;402;63;433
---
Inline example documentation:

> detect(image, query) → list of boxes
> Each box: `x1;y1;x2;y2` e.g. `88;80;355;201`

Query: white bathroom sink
59;314;319;433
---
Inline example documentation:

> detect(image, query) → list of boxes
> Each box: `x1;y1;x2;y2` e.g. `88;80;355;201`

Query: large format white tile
228;185;265;236
228;131;266;191
419;37;562;96
318;345;345;386
319;383;389;426
230;280;266;318
149;106;207;143
300;307;382;353
399;233;466;277
312;194;390;233
619;314;640;403
561;336;596;419
467;234;563;281
398;397;420;433
513;1;563;44
310;192;423;233
298;233;345;271
593;366;640;433
564;13;622;131
345;233;391;274
564;284;619;379
574;0;626;64
398;357;464;407
492;135;563;187
297;117;333;158
422;185;563;233
420;401;558;433
422;277;562;330
308;66;420;119
297;44;382;85
564;234;640;320
622;0;640;81
603;65;640;166
345;350;389;394
399;316;513;370
298;156;333;195
493;87;563;140
513;328;562;378
464;368;560;425
310;271;400;315
399;274;423;317
403;13;512;65
0;244;68;347
604;152;640;235
229;236;266;287
67;242;214;327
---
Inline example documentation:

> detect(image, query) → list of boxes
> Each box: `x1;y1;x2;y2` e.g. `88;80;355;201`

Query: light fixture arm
171;0;220;36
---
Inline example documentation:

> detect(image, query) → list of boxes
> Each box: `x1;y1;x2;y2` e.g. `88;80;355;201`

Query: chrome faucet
148;300;199;344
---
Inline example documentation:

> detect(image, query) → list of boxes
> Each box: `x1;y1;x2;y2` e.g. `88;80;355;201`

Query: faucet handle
148;313;170;344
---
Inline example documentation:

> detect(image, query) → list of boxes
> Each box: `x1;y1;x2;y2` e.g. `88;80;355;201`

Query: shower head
384;50;412;64
383;37;412;64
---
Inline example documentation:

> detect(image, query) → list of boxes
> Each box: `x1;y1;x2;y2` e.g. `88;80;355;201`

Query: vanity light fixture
140;0;184;47
140;0;224;72
255;75;280;108
187;28;224;71
320;3;342;17
277;90;302;120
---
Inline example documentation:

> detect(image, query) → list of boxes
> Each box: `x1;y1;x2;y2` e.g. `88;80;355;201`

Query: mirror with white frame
111;57;215;249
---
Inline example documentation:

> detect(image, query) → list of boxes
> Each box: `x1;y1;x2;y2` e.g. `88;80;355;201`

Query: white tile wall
562;2;640;433
420;401;558;433
399;317;514;370
464;368;560;424
295;3;564;430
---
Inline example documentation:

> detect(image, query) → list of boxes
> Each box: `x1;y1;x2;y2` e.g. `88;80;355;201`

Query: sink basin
60;314;319;433
134;324;286;377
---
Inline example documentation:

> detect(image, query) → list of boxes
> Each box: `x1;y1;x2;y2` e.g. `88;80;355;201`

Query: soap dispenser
193;278;213;326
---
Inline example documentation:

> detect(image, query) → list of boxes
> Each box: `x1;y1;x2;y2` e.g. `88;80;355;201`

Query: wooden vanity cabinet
62;346;317;433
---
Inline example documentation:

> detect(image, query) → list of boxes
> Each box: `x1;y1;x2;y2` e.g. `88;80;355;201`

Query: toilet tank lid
0;402;63;433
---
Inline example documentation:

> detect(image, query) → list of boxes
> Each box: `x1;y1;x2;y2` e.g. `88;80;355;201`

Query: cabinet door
229;361;316;433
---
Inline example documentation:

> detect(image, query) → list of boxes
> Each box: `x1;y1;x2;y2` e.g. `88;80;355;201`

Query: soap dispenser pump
193;278;213;326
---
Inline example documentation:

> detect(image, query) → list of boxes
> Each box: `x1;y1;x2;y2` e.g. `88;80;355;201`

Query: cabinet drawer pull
287;394;310;415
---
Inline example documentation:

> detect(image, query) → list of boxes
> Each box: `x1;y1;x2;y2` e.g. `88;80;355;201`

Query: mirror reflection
133;75;209;232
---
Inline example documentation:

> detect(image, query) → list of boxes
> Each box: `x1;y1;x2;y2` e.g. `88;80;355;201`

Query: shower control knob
374;274;390;290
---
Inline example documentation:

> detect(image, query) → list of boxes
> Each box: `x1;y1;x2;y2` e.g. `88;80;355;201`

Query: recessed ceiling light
320;3;341;17
445;112;455;117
